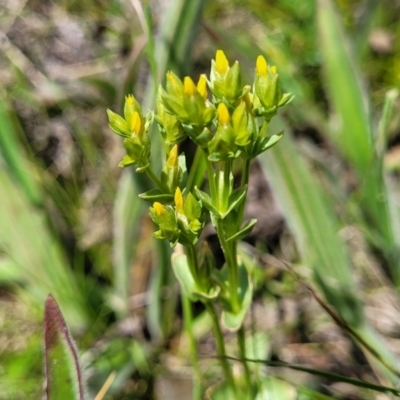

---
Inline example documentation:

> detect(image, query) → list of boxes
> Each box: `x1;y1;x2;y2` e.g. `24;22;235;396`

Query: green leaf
138;188;173;202
171;250;219;301
317;0;372;174
256;130;284;154
118;155;136;168
194;187;221;218
221;186;247;219
44;295;85;400
184;192;202;220
255;377;297;400
221;262;253;331
226;219;257;242
107;109;130;138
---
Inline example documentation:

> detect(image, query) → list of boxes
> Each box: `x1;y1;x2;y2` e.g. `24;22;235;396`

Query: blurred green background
1;0;400;398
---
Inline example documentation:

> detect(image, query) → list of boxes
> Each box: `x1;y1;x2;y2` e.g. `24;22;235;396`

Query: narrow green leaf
256;130;284;155
44;295;85;400
138;188;173;202
194;187;221;218
0;90;42;206
111;171;145;316
317;0;372;174
226;219;257;242
0;167;88;328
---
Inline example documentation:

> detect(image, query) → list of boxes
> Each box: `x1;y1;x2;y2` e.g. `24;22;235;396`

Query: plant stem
206;302;236;394
203;151;217;203
186;146;206;193
144;166;167;191
182;293;202;400
237;326;252;391
216;218;239;312
236;158;251;231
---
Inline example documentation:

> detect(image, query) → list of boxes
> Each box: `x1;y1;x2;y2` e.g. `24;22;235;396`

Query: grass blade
0;166;88;329
317;0;372;174
0;89;42;206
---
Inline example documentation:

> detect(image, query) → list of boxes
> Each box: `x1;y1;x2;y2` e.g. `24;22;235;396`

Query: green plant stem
222;160;232;211
237;158;251;229
144;166;166;192
206;303;236;394
203;151;217;203
237;326;252;390
186;146;206;193
182;293;202;400
216;218;239;312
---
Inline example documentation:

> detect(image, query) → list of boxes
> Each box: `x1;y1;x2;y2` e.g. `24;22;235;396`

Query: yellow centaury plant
107;50;293;398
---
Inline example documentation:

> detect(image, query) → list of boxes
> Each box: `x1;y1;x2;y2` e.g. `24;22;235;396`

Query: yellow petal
197;74;208;100
256;55;268;76
167;145;178;167
125;94;135;104
217;102;230;125
153;202;165;216
184;76;197;96
174;187;184;214
215;50;229;74
130;111;142;134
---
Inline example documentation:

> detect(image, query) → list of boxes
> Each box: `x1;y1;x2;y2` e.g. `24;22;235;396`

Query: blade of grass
0;89;42;206
0;166;88;329
317;0;373;174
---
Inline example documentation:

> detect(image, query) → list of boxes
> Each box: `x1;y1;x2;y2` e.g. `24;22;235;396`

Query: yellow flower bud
167;145;178;167
256;55;268;76
242;87;252;112
197;74;208;100
215;50;229;74
217;102;230;125
125;94;135;105
183;76;197;96
153;202;166;216
130;111;142;135
270;65;277;74
174;187;184;214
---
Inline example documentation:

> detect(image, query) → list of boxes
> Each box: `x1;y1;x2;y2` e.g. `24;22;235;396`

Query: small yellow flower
167;145;178;167
197;74;208;100
183;76;197;96
153;202;166;216
256;55;268;76
217;102;230;125
174;187;184;214
215;50;229;74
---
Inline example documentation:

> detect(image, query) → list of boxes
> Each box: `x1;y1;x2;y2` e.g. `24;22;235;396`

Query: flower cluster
107;50;293;248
